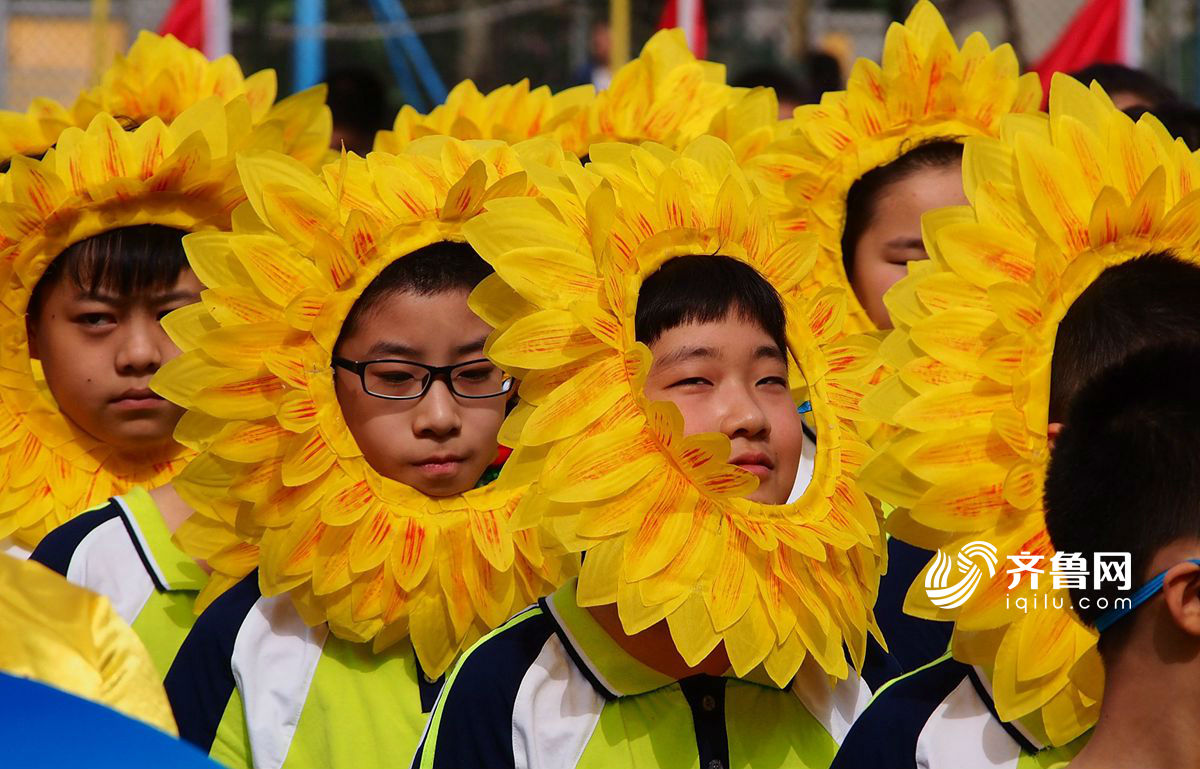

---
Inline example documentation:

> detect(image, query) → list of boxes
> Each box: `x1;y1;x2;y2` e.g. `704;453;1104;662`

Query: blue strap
1094;557;1200;633
797;401;812;414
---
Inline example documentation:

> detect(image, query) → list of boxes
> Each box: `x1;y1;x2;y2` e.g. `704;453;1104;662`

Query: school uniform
164;571;443;769
31;487;205;676
412;578;884;769
31;487;206;676
829;653;1087;769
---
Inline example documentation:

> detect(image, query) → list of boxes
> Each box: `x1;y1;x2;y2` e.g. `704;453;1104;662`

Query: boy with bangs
412;253;888;769
29;225;210;674
164;242;520;769
830;252;1200;769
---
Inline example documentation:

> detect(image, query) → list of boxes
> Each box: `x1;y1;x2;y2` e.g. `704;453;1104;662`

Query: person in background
1125;101;1200;150
731;65;812;118
1070;62;1175;110
1043;344;1200;769
327;67;391;155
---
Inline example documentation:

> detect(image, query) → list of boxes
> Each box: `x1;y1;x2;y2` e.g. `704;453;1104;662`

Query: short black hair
1050;252;1200;421
27;224;189;320
635;253;788;354
1045;343;1200;640
326;67;390;155
730;65;813;106
336;240;493;345
1125;101;1200;151
1071;63;1175;107
840;138;963;282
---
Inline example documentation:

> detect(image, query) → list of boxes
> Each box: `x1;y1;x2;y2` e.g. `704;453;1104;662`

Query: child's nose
719;385;770;439
411;380;462;436
115;321;165;374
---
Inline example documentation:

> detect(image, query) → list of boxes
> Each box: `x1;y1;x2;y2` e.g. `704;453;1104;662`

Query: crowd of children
3;2;1198;767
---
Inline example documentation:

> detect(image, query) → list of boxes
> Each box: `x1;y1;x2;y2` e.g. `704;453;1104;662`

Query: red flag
158;0;231;58
1033;0;1143;95
658;0;707;59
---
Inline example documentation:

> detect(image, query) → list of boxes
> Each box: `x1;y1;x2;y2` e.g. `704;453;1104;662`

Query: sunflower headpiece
584;28;778;159
158;137;577;677
465;135;885;685
754;0;1041;334
858;74;1200;744
0;98;76;169
376;31;779;165
375;78;595;157
0;98;254;549
0;31;331;171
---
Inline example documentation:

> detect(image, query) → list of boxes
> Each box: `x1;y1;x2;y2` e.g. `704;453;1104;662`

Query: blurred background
3;0;1197;142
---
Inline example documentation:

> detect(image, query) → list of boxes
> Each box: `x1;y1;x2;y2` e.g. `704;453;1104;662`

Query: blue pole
294;0;326;92
367;0;448;104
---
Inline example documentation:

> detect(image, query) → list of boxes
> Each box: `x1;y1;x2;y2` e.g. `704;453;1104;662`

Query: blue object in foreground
0;672;220;769
798;400;813;414
1094;557;1200;633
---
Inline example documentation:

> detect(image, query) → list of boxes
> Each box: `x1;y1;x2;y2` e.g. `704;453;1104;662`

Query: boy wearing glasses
1042;344;1200;769
162;242;518;769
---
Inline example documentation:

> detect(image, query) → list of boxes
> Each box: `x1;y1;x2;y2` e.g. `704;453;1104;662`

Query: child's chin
402;471;476;498
744;485;787;506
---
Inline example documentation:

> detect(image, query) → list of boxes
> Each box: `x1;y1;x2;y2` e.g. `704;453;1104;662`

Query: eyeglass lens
362;360;510;398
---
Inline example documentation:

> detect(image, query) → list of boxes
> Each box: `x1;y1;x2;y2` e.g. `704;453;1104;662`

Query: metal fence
2;0;1198;113
0;0;171;109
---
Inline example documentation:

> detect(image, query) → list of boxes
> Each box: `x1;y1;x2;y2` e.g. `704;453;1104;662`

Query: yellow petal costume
375;78;595;157
376;29;778;164
158;137;576;678
0;31;331;171
0;99;255;549
755;0;1041;335
0;553;177;734
859;74;1200;744
465;135;884;685
583;29;772;158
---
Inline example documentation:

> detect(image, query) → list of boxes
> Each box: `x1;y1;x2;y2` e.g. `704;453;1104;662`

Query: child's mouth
413;455;465;477
111;388;166;410
729;452;774;479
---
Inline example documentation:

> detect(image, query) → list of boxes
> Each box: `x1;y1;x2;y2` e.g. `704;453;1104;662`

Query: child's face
27;269;203;455
643;314;804;504
333;289;507;497
849;163;966;329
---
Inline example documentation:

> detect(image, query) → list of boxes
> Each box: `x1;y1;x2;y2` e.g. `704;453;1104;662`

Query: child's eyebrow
456;336;489;356
154;290;201;304
365;341;421;358
885;237;926;250
755;345;787;362
654;345;719;368
76;289;121;304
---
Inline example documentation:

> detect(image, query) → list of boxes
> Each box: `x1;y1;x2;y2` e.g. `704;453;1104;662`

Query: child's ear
1162;561;1200;638
1047;421;1064;448
26;314;40;360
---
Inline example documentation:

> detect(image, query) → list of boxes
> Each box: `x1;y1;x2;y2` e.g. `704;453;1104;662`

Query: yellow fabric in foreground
0;553;177;735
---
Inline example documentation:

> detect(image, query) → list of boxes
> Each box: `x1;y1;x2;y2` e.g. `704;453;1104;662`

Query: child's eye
758;376;789;388
76;313;115;328
670;377;711;388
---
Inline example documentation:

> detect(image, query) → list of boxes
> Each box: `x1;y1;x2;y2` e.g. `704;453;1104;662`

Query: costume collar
540;578;787;700
968;664;1048;753
116;488;206;593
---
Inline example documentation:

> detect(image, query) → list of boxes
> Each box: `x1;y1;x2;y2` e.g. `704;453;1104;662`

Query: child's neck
1067;623;1200;769
148;483;193;535
587;603;730;680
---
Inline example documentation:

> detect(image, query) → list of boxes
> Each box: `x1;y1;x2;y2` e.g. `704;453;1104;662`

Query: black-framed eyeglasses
332;356;514;401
